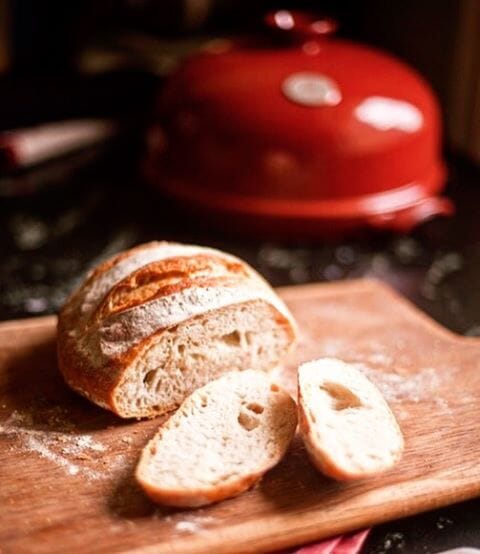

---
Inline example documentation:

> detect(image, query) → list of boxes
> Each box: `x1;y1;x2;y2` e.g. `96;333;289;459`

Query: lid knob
265;10;338;44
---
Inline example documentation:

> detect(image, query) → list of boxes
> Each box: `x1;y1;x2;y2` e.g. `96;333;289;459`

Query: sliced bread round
57;241;297;418
298;358;404;480
135;370;297;507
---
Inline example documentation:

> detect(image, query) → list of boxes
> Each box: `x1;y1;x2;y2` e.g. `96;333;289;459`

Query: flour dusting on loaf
57;241;297;418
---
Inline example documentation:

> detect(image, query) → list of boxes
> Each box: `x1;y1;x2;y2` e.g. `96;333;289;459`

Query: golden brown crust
137;471;262;508
60;241;165;318
57;241;297;418
83;241;166;292
92;254;249;323
57;319;118;411
63;299;293;419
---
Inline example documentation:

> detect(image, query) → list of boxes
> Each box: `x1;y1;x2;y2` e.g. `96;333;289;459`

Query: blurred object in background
0;0;474;211
78;33;208;78
0;119;117;171
315;0;480;165
0;119;125;196
0;146;111;196
449;0;480;164
144;10;453;239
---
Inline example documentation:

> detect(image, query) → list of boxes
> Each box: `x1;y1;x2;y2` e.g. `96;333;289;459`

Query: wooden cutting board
1;279;480;554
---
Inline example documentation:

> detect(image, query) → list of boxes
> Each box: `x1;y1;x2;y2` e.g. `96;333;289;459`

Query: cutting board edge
0;313;56;330
119;479;480;554
2;278;480;554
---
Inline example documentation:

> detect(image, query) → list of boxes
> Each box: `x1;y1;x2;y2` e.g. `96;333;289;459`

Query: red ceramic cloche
144;10;453;238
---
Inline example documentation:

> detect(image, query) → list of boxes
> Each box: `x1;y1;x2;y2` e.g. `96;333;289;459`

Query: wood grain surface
1;279;479;554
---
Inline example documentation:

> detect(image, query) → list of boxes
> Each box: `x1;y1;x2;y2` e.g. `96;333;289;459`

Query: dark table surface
1;151;479;553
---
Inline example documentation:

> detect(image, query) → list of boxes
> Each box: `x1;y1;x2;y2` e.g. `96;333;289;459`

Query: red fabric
333;530;370;553
294;537;341;554
290;529;370;554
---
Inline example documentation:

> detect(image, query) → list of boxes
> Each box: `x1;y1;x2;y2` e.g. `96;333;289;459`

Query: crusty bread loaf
57;241;297;418
298;358;404;480
135;370;297;507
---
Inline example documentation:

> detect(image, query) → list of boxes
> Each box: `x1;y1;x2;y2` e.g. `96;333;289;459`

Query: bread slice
135;370;297;507
57;241;297;418
298;358;404;480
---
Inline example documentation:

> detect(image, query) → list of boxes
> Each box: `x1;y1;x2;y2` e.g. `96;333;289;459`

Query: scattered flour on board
23;434;81;476
292;327;455;410
175;521;202;533
274;359;448;409
274;326;453;414
173;515;214;534
358;364;455;420
358;365;442;404
296;331;398;367
0;408;116;480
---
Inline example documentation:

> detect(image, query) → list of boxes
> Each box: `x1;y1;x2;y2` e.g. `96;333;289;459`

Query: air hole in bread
320;382;362;411
143;370;156;386
270;384;280;393
191;353;206;361
222;330;242;346
238;411;260;431
200;395;208;408
177;344;186;355
246;402;264;414
245;332;254;345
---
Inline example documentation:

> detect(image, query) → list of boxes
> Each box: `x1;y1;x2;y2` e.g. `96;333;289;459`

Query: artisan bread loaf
298;358;404;480
135;370;297;507
57;241;297;418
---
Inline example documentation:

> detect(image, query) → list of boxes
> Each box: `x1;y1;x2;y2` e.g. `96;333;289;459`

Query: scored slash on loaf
57;241;297;418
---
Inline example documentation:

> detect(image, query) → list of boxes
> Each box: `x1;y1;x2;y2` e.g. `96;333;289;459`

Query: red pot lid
145;10;453;237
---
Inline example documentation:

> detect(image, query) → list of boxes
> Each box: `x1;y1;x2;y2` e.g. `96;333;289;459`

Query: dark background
1;1;479;552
